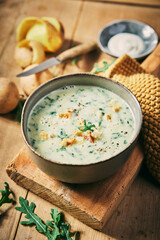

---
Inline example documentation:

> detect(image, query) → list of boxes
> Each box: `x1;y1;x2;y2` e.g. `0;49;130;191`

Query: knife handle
57;40;97;62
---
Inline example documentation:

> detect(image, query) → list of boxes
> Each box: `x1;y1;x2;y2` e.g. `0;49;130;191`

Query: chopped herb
32;105;45;116
99;118;103;126
58;129;69;139
89;150;94;153
112;132;122;139
43;95;60;107
15;196;77;240
124;140;127;144
120;119;124;124
78;120;95;132
56;147;66;152
0;182;15;207
56;95;60;101
72;153;75;157
91;59;115;74
77;89;85;93
50;111;57;115
44;96;54;103
60;146;66;151
99;112;105;126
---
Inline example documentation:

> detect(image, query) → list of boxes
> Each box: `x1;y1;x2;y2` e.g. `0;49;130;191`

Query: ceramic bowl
21;73;142;184
98;19;158;59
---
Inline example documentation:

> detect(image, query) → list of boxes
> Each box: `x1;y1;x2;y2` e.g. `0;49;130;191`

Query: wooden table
0;0;160;239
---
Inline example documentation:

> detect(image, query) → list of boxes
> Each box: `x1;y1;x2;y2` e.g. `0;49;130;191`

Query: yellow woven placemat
95;54;160;183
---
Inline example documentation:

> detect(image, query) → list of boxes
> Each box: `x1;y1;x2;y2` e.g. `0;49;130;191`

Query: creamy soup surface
27;85;135;164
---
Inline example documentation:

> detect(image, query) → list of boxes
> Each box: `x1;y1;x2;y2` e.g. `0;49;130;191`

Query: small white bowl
98;19;158;59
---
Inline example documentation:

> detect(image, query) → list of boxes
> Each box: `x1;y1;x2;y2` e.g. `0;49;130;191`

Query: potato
0;77;20;114
15;40;45;68
26;20;63;52
29;40;45;64
16;17;38;42
16;17;64;53
20;64;53;95
14;46;33;68
20;64;39;95
37;69;53;85
42;16;64;38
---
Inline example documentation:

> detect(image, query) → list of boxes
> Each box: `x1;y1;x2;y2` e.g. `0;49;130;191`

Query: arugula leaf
71;56;81;65
91;59;115;74
12;99;25;123
46;208;61;239
0;182;15;207
78;120;95;132
60;222;77;240
15;197;78;240
15;197;48;235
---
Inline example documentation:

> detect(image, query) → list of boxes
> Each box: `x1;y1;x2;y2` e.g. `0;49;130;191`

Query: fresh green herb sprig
15;196;77;240
91;59;115;74
71;56;81;65
12;99;25;124
0;182;15;207
78;120;95;132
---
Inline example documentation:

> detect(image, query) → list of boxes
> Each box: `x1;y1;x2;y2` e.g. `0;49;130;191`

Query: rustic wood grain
141;43;160;78
78;0;160;39
0;118;27;240
6;143;143;230
0;1;82;240
83;0;160;7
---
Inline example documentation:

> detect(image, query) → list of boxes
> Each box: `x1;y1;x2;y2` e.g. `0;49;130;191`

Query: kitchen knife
16;40;97;77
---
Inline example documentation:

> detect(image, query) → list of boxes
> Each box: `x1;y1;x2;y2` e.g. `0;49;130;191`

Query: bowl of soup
21;73;142;183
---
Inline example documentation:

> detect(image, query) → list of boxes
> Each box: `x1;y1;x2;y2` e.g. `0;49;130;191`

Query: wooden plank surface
6;144;143;230
73;0;160;41
83;0;160;7
141;43;160;78
0;0;160;239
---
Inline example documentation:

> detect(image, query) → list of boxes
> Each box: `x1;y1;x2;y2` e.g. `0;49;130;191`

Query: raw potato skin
15;46;33;68
37;69;52;84
20;64;53;95
0;78;19;114
16;17;64;53
20;64;39;96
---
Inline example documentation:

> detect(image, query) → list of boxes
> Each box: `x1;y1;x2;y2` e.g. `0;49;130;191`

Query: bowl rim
21;73;143;167
98;19;158;59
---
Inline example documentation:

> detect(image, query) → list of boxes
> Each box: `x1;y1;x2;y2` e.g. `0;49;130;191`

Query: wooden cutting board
6;43;160;231
6;144;143;230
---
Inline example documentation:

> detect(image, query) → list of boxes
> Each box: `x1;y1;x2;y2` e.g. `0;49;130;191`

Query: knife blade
16;40;97;77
